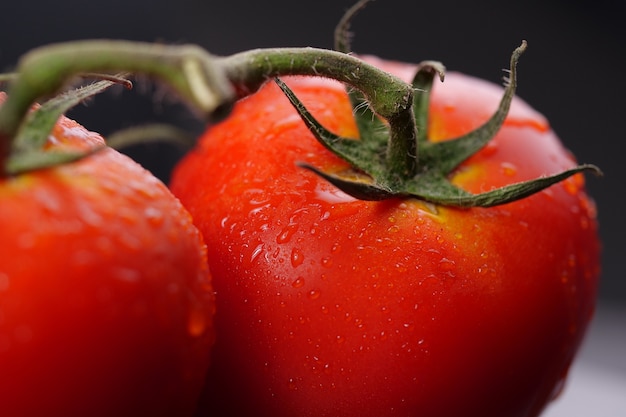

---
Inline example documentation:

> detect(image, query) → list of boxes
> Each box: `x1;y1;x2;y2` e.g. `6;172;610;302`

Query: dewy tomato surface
0;94;216;417
171;56;600;417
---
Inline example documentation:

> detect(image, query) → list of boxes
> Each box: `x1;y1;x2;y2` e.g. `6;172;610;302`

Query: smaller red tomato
0;92;215;417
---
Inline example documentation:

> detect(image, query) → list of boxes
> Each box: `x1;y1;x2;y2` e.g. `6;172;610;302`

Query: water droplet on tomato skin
143;206;164;228
220;216;229;229
500;162;517;177
250;243;264;263
438;258;457;276
307;289;321;300
244;188;271;206
287;377;298;391
321;257;333;268
248;203;271;218
387;225;400;233
292;277;305;288
563;174;583;196
290;248;304;267
277;225;298;244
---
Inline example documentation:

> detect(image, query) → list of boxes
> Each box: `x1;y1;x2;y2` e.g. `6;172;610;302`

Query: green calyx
276;40;600;207
1;75;130;176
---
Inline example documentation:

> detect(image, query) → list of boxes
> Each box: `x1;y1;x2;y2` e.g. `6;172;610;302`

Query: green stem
0;40;236;143
0;41;415;175
218;48;413;119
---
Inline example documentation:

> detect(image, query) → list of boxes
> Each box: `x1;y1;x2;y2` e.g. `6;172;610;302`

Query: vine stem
0;40;416;176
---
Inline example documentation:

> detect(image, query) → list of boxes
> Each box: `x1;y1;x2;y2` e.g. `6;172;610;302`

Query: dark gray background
1;0;624;414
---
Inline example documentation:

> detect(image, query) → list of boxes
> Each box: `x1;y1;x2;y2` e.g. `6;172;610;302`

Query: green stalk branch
0;41;235;141
0;41;414;176
217;48;413;119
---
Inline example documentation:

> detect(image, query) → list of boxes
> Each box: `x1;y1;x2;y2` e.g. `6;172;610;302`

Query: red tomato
170;57;600;417
0;93;215;417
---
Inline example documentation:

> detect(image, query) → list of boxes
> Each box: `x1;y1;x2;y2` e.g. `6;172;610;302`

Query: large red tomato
0;93;215;417
171;56;600;417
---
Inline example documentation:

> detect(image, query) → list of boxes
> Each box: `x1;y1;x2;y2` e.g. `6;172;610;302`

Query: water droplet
500;162;517;177
563;175;582;196
245;188;270;205
250;243;264;263
321;257;333;268
248;203;271;217
330;242;341;253
292;277;305;288
288;378;298;391
314;184;356;204
336;335;345;344
277;224;298;244
439;258;456;272
387;225;400;233
220;216;230;228
290;248;304;267
307;289;321;300
143;207;164;228
323;363;332;375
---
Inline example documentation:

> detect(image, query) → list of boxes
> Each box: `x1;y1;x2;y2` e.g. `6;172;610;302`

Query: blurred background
1;0;624;415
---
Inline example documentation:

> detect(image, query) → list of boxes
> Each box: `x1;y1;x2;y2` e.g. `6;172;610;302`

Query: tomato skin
171;58;600;417
0;97;215;417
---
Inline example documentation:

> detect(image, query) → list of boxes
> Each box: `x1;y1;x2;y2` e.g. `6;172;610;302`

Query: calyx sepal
4;75;128;175
277;41;601;207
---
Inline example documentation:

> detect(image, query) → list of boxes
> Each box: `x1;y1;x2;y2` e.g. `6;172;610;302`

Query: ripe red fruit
170;57;600;417
0;93;215;417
